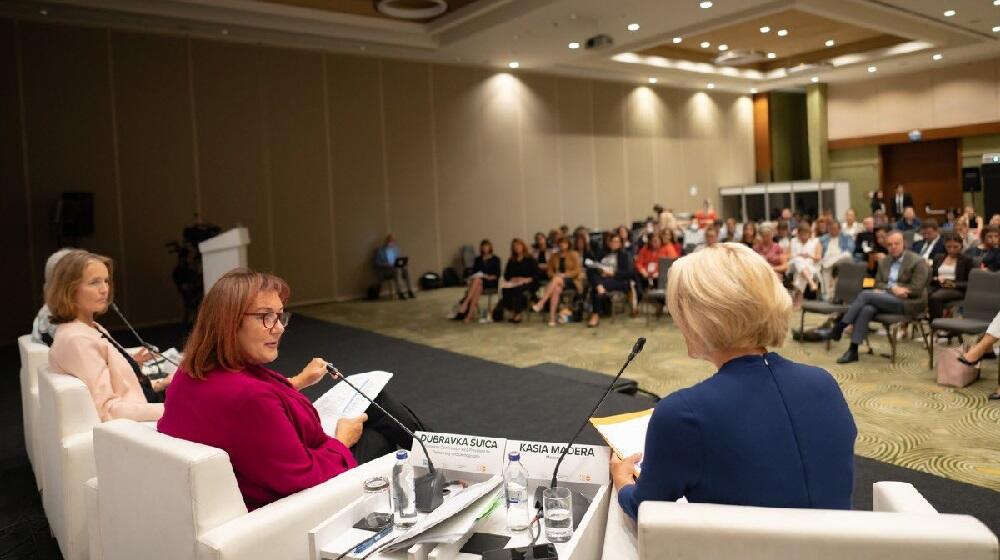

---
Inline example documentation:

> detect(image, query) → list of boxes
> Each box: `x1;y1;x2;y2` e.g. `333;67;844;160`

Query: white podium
198;227;250;294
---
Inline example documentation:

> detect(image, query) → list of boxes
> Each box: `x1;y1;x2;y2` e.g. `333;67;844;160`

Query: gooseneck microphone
533;337;646;523
325;364;446;513
109;302;179;367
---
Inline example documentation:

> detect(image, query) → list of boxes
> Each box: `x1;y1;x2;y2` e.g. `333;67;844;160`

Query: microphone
109;302;179;367
325;364;445;513
533;337;646;525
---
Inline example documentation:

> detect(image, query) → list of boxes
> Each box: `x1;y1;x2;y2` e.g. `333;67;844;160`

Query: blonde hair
45;250;114;324
667;242;790;357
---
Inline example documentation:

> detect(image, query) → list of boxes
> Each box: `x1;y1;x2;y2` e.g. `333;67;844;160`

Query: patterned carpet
297;287;1000;492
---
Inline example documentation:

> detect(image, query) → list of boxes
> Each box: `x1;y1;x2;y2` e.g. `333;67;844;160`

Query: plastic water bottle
504;451;530;531
391;451;417;527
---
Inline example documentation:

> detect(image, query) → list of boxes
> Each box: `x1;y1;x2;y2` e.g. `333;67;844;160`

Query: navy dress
618;352;856;519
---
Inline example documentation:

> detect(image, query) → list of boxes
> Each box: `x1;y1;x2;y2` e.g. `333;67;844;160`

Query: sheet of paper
314;370;393;438
141;348;181;378
590;409;653;474
468;271;486;279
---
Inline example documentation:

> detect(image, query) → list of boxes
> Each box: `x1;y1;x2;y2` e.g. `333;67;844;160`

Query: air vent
375;0;447;20
713;50;765;66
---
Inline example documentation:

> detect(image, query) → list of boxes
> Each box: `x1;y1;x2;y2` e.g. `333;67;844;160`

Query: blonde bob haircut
45;249;114;324
667;242;791;358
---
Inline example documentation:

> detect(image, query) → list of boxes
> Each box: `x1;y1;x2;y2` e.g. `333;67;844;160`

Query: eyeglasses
244;311;291;330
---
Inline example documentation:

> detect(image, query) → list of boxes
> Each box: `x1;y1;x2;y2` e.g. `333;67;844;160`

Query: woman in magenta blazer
158;269;421;510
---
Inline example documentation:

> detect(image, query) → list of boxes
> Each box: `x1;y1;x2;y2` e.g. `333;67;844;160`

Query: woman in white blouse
788;222;821;308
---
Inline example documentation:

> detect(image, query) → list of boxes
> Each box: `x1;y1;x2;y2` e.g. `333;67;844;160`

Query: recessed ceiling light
508;61;520;69
673;37;683;44
760;26;770;33
767;52;776;59
994;0;1000;6
944;10;956;17
825;39;835;47
700;1;714;8
707;83;715;89
568;42;580;49
777;29;788;37
718;44;729;51
868;65;877;73
221;29;229;35
648;77;658;84
932;53;943;60
994;25;1000;32
39;8;48;15
750;88;758;94
811;76;819;83
627;23;640;31
700;41;711;48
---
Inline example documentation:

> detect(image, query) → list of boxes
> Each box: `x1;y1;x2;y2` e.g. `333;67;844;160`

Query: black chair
641;257;676;325
799;261;867;350
870;271;932;365
928;269;1000;369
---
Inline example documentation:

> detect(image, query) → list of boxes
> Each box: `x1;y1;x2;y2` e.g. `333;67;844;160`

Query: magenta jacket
157;364;358;510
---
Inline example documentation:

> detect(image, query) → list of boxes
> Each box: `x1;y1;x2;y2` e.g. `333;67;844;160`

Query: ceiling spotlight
508;61;520;69
700;1;714;8
673;37;683;44
707;83;715;89
825;39;835;47
718;44;729;51
994;25;1000;32
648;77;658;84
777;29;788;37
701;41;711;48
767;52;776;59
568;42;580;49
627;23;640;31
39;8;48;15
994;0;1000;5
811;76;819;83
944;10;956;17
760;26;770;33
932;53;943;60
868;65;877;73
750;88;758;94
221;29;229;35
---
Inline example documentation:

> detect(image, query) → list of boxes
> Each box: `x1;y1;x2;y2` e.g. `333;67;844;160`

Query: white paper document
141;348;181;378
590;409;653;474
314;370;393;438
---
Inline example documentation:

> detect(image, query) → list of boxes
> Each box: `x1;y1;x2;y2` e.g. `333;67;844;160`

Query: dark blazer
912;236;945;260
503;256;538;282
610;249;636;282
875;250;930;316
617;353;856;520
931;253;973;291
472;255;501;290
889;192;913;220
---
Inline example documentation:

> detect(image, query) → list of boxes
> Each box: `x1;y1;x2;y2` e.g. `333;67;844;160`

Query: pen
353;524;393;555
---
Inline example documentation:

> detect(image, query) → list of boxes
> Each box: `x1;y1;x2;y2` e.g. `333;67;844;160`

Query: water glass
361;476;393;530
542;486;573;543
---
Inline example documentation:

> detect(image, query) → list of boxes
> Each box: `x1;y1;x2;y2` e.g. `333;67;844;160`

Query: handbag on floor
936;346;980;388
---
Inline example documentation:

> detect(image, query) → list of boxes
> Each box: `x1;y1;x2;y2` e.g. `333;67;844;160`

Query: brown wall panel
381;60;441;279
326;53;387;296
555;77;597;229
593;81;627;229
0;19;35;341
191;40;272;272
259;47;333;303
111;31;197;324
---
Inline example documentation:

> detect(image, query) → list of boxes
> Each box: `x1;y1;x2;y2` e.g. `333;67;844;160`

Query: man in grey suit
825;231;929;363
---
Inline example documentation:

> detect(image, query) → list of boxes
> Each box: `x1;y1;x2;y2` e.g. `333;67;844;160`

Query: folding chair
928;269;1000;370
799;261;867;350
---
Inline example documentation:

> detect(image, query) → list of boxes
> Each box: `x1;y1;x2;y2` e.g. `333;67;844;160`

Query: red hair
181;268;290;379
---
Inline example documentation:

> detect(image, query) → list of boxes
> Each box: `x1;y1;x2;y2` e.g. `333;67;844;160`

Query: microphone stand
326;365;445;513
533;337;646;527
109;303;179;375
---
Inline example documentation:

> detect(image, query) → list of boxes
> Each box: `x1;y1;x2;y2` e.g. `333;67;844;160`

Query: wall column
752;92;772;183
807;83;829;180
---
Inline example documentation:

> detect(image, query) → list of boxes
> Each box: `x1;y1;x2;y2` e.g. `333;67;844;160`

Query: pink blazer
48;320;163;422
157;365;358;510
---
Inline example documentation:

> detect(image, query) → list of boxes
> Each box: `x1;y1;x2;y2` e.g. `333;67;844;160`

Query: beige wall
828;57;1000;140
1;19;754;341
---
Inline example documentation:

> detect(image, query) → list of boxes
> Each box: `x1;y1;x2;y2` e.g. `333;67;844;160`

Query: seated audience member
956;310;1000;400
755;226;788;276
374;234;414;299
813;217;830;238
779;208;796;231
865;226;890;276
912;219;945;261
612;243;856;520
954;217;977;251
788;223;821;307
635;233;673;292
992;214;1000;228
47;250;169;422
574;230;596;264
870;190;886;217
941;208;957;230
819;220;855;301
158;269;422;511
587;233;637;327
895;207;921;232
453;239;501;324
617;225;637;257
696;227;720;251
693;199;718;229
739;222;757;248
775;220;792;253
842;209;863;237
928;233;973;321
852;217;876;262
660;228;682;257
965;226;1000;271
963;205;980;229
683;221;706;252
532;236;582;326
501;238;539;323
873;208;890;228
720;217;739;243
532;232;550;277
825;232;929;363
31;247;74;345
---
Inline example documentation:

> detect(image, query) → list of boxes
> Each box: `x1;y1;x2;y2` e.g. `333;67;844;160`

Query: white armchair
90;419;396;560
18;334;50;489
37;367;101;560
632;482;997;560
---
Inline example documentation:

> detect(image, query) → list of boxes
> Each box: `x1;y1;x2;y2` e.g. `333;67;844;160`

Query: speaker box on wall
54;192;94;237
982;164;1000;218
963;167;982;193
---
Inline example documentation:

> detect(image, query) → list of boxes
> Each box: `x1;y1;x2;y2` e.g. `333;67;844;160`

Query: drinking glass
542;486;573;543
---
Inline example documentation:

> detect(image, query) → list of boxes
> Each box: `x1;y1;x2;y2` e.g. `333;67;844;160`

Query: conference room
4;0;1000;558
